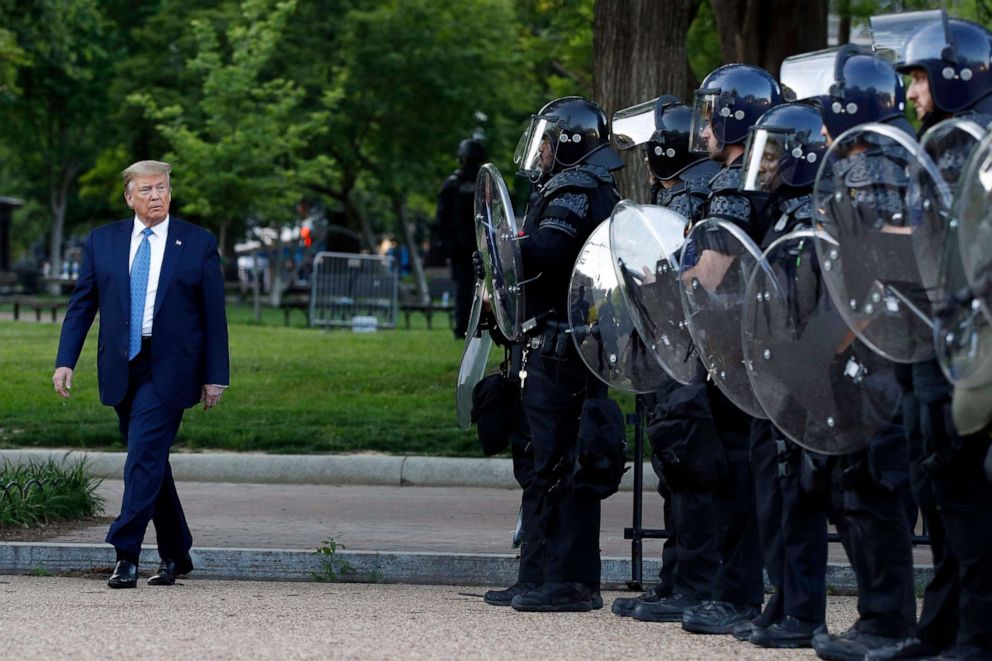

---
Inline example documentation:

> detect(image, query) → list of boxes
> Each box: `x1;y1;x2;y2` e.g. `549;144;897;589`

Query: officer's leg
744;418;786;637
657;478;677;596
485;431;542;606
513;350;596;611
931;434;992;655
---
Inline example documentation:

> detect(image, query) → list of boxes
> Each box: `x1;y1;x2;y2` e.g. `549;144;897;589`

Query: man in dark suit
52;160;229;589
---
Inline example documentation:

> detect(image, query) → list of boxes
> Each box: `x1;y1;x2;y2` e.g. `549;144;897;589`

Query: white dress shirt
129;215;169;337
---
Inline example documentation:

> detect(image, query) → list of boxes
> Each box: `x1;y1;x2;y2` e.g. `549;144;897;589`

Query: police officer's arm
520;191;591;276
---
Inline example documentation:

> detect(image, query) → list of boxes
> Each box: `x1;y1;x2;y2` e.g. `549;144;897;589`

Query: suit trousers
105;346;191;562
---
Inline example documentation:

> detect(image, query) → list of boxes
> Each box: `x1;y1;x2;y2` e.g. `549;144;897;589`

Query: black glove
472;250;485;281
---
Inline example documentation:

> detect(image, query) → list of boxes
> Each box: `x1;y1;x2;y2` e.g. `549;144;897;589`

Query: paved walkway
30;480;933;566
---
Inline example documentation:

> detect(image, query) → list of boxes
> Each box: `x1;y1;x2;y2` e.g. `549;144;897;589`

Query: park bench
8;296;68;322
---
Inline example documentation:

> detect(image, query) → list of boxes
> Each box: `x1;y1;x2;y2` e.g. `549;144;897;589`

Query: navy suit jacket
55;217;230;410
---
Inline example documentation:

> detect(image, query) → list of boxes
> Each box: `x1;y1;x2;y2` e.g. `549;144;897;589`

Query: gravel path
0;575;865;660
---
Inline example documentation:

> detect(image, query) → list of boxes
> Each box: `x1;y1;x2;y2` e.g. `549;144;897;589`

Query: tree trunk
47;166;73;295
709;0;828;79
836;0;852;46
593;0;703;202
394;196;429;305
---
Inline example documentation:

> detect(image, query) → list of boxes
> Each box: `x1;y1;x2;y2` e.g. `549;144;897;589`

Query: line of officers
468;10;992;661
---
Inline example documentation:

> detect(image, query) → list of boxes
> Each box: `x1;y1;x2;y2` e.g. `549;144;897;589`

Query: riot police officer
734;101;832;649
436;138;487;338
501;96;624;612
608;94;723;621
673;63;782;635
767;45;920;661
867;16;992;661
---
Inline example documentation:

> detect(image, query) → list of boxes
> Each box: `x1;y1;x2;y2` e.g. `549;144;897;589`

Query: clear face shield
514;115;560;182
741;128;790;193
780;48;839;101
869;9;947;62
612;98;659;151
689;90;721;154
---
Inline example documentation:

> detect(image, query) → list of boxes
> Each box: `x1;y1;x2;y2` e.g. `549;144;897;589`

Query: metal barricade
310;252;398;329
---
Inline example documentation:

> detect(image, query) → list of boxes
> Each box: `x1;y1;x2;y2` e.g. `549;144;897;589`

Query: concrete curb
0;449;654;492
0;542;933;593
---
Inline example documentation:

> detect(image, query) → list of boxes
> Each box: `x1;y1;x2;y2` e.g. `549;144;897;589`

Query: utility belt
522;318;572;360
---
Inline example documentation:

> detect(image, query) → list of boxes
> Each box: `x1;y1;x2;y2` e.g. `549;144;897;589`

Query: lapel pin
175;239;183;246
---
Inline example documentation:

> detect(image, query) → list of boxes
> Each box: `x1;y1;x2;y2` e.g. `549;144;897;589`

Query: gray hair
121;160;172;192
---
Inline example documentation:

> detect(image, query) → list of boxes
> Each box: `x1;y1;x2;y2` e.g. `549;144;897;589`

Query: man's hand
52;367;74;399
201;384;225;410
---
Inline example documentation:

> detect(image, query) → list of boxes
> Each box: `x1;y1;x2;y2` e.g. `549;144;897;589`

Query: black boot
510;582;593;613
750;616;825;649
483;581;539;606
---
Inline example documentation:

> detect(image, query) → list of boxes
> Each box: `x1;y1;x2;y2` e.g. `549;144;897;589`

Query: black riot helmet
457;139;487;168
515;96;623;181
649;99;710;180
741;102;827;193
689;64;783;152
822;45;908;138
611;95;709;180
896;17;992;114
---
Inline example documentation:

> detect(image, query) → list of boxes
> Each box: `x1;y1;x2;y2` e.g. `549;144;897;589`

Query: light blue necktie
128;227;153;360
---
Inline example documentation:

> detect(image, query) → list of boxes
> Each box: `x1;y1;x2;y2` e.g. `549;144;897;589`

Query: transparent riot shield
813;122;949;363
569;220;668;394
743;230;902;454
456;280;494;430
609;201;698;384
475;163;525;342
679;219;767;418
955;129;992;323
917;119;992;386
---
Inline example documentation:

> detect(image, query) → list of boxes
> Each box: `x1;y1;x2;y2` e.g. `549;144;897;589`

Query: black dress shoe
148;555;194;586
682;600;760;635
511;582;593;612
108;560;138;589
630;593;699;623
750;616;825;649
483;581;539;606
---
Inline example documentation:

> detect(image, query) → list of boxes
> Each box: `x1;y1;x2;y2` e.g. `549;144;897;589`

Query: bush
0;458;104;529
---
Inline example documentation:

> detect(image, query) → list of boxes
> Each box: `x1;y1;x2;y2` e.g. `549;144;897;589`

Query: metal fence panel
310;252;398;329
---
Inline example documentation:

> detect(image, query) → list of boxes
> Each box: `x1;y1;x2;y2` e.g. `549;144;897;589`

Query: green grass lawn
0;303;636;456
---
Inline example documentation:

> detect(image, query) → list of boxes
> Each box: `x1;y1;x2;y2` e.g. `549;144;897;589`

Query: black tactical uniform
746;189;831;644
872;18;992;659
436;139;485;338
504;96;624;613
609;95;727;620
687;155;767;619
812;126;919;661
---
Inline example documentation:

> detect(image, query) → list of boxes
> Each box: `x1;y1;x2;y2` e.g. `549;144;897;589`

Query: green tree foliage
130;0;335;236
0;0;117;267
